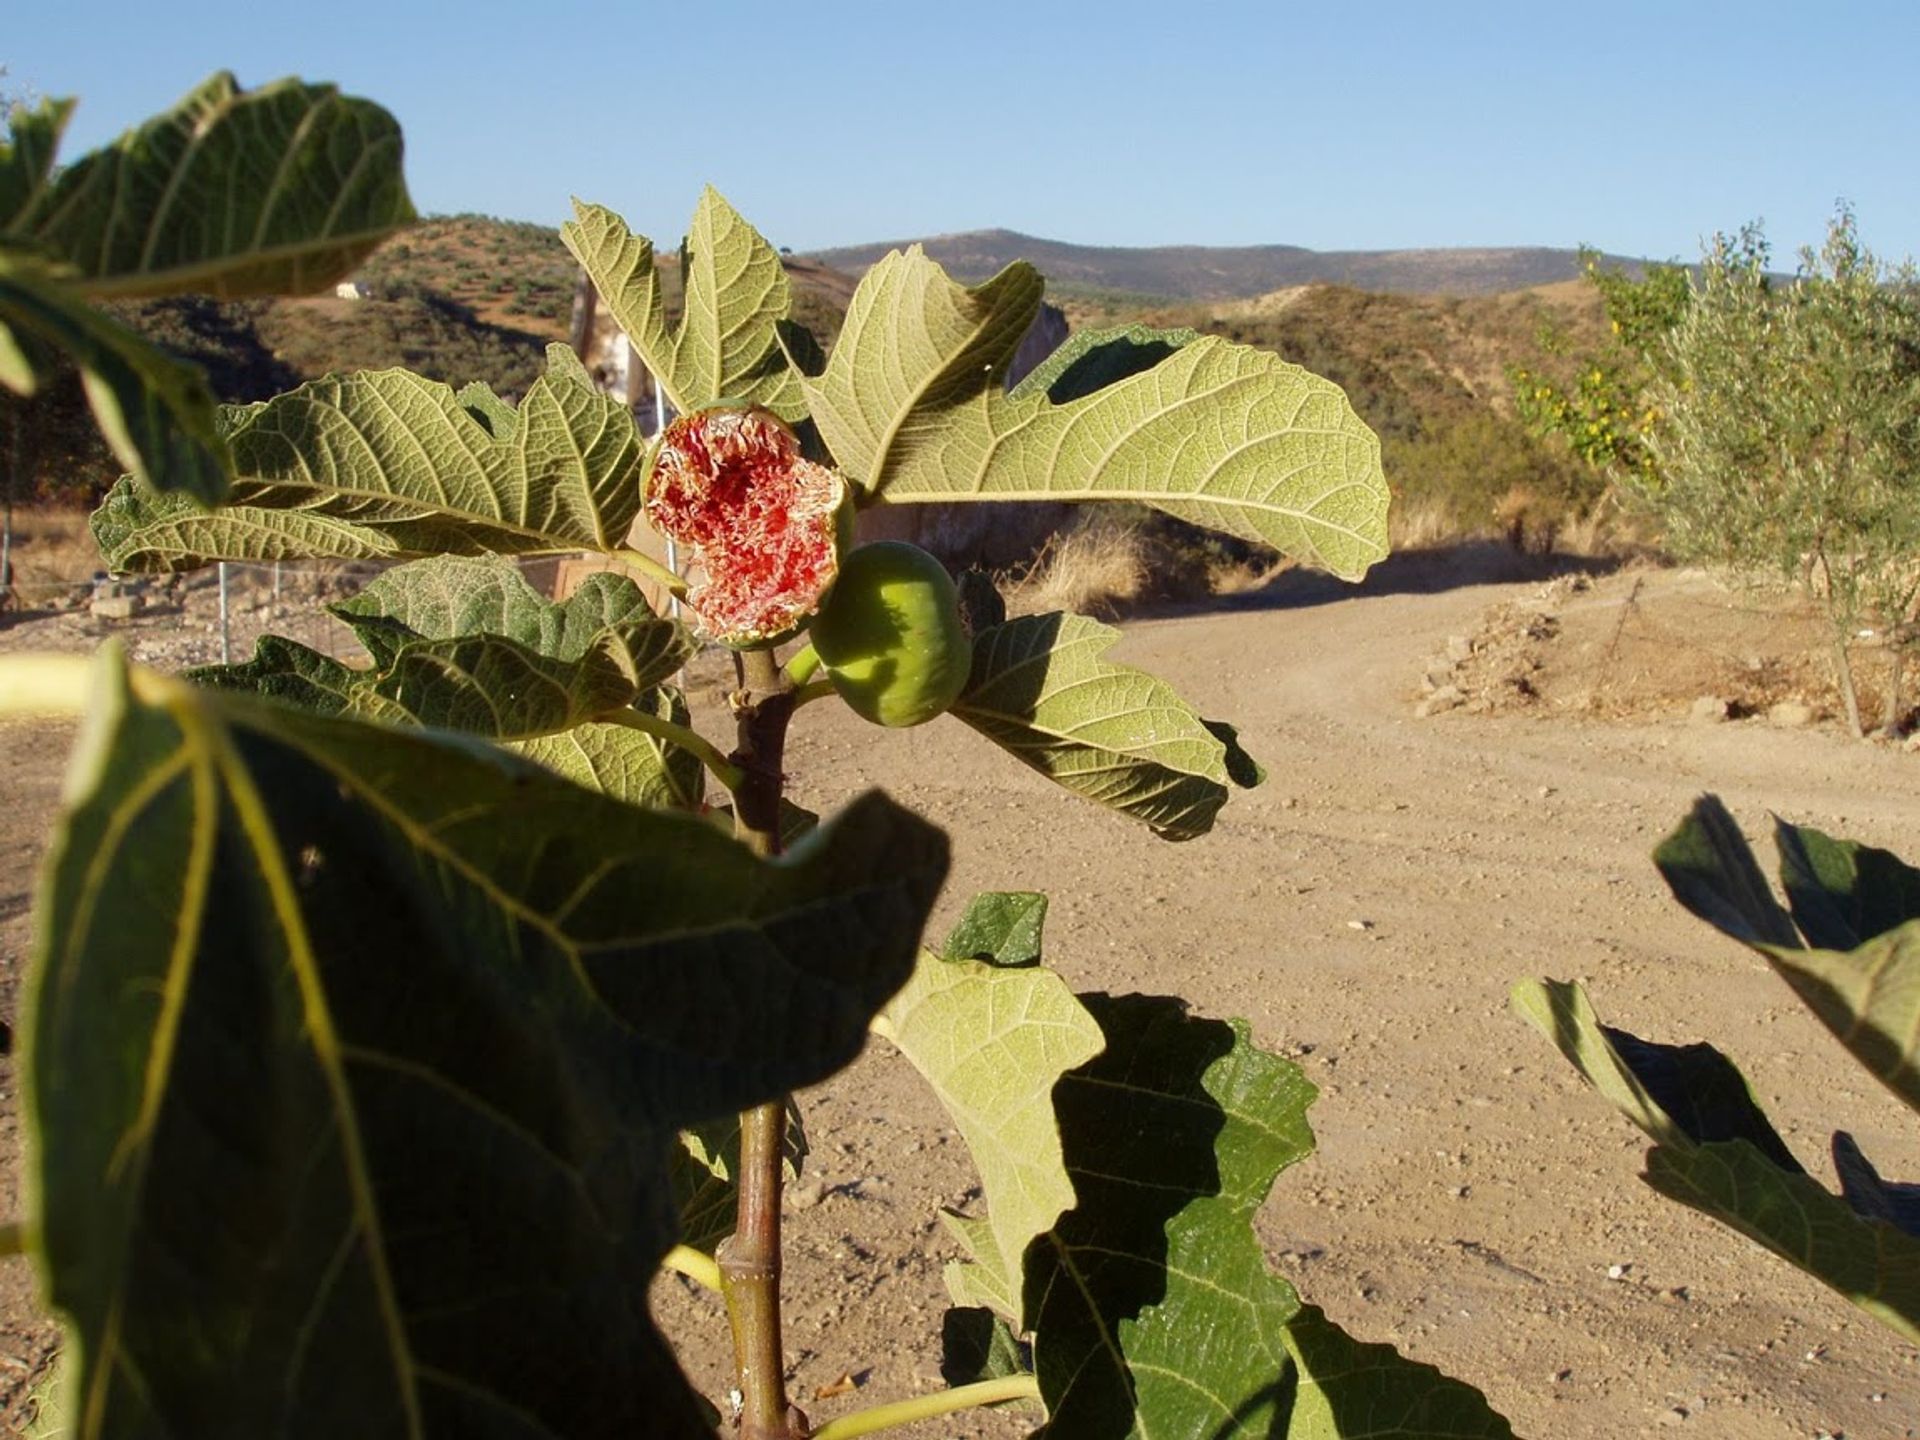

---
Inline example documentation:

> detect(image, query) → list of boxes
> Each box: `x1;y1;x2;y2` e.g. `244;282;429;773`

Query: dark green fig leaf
0;96;75;232
940;1307;1030;1392
1775;818;1920;951
26;649;948;1436
193;560;694;742
1652;795;1799;948
1654;798;1920;1118
1515;977;1920;1344
1;250;229;502
942;891;1047;967
14;73;414;299
1646;1140;1920;1345
1024;993;1514;1437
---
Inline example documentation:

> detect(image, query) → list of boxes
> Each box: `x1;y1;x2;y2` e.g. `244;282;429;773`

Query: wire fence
2;558;393;672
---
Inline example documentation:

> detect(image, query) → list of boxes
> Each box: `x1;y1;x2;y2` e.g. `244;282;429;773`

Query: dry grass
999;513;1288;617
1001;519;1153;617
1388;493;1461;551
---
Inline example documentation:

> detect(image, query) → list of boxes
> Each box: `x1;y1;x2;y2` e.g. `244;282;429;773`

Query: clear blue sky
10;1;1918;265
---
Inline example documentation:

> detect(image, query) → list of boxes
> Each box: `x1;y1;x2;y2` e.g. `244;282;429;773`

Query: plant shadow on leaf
1022;328;1196;406
1026;993;1238;1436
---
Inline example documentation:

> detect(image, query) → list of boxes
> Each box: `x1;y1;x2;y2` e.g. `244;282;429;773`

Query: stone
1416;685;1465;718
1689;695;1731;724
1445;635;1475;663
786;1179;826;1211
1768;700;1817;729
89;594;140;620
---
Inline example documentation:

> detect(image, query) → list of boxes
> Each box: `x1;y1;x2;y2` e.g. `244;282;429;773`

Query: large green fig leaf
872;896;1103;1331
92;348;645;570
192;560;695;740
26;649;948;1437
1024;994;1514;1437
1513;978;1920;1344
1;250;229;501
802;246;1388;578
9;73;414;299
1654;797;1920;1114
561;190;804;420
799;246;1043;486
952;612;1260;841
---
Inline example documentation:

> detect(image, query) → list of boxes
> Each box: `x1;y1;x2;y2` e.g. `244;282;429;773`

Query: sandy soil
4;553;1919;1438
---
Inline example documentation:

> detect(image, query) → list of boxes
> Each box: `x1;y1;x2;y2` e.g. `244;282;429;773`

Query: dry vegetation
6;214;1647;618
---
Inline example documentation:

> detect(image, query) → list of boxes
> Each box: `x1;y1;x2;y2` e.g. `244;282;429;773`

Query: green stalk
788;678;837;710
808;1376;1041;1440
599;707;747;793
782;641;823;687
660;1243;721;1293
611;546;690;600
719;645;804;1439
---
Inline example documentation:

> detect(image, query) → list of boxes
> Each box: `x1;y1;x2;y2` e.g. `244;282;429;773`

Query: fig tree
812;541;970;727
643;404;848;647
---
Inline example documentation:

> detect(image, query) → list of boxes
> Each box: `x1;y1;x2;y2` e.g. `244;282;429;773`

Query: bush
1646;210;1920;735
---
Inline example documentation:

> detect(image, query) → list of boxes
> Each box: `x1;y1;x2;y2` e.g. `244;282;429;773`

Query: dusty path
753;563;1920;1439
5;562;1920;1437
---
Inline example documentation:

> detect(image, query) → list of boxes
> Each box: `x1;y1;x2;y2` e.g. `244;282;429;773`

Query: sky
10;1;1919;266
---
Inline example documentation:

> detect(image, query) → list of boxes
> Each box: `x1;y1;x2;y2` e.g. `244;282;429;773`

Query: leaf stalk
612;546;689;600
782;641;823;687
807;1375;1041;1440
660;1243;722;1293
599;707;745;792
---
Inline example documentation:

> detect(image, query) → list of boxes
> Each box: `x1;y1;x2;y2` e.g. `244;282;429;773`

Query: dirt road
5;559;1918;1438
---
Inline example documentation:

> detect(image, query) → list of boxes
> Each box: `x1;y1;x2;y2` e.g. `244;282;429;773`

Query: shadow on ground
1147;541;1638;621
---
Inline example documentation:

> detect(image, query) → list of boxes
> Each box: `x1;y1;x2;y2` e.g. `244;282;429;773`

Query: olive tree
1647;210;1920;736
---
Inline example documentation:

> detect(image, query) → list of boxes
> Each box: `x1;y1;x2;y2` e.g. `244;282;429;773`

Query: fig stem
782;641;823;687
788;679;836;710
720;645;804;1440
599;708;745;792
808;1376;1042;1440
660;1243;722;1293
611;546;690;600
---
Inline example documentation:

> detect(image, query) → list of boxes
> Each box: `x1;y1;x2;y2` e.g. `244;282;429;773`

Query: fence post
217;562;231;665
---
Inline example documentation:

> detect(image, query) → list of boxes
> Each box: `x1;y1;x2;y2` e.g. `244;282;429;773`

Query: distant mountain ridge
802;228;1648;299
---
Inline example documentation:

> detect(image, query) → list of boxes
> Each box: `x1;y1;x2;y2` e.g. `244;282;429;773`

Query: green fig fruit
812;541;970;728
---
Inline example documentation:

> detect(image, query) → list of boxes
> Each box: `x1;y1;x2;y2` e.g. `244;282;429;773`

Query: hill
15;215;1626;551
804;228;1650;300
1148;279;1616;543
